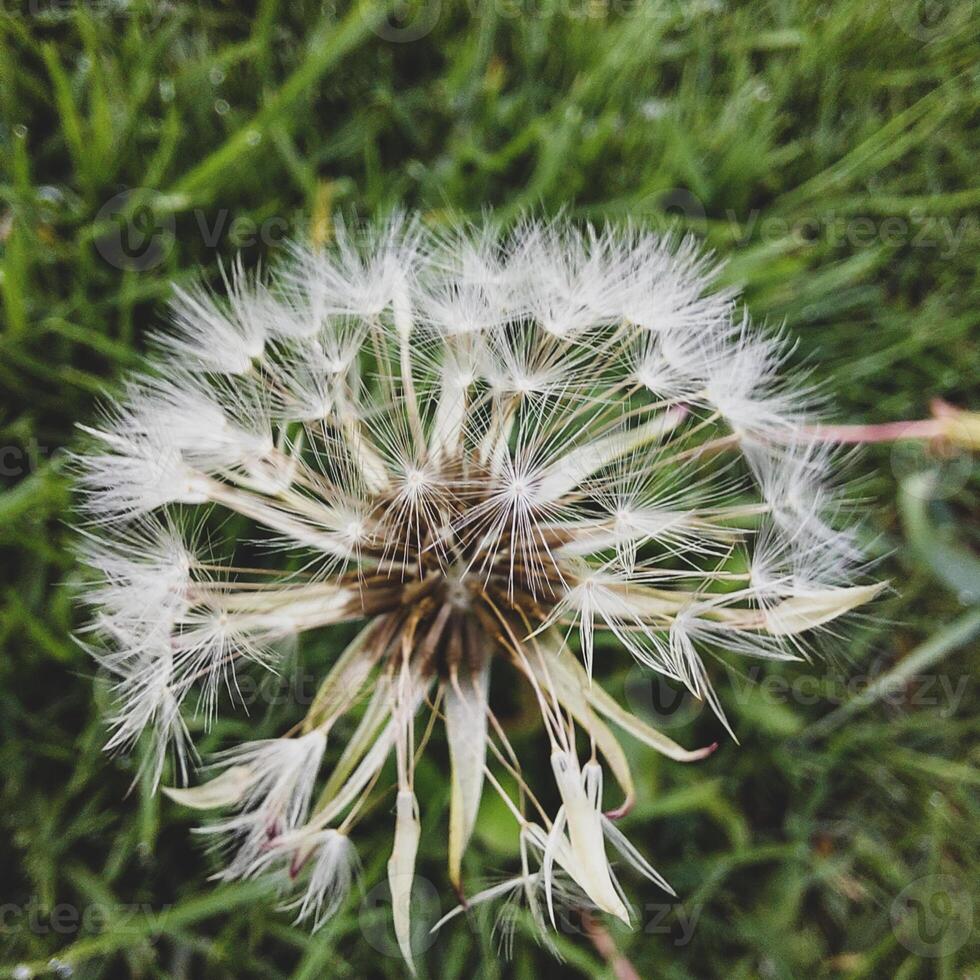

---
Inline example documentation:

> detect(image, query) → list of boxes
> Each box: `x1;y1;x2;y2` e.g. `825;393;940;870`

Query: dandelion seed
76;216;881;967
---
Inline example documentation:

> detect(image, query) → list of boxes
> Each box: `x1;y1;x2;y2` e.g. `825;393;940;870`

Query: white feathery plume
158;257;273;373
75;215;881;967
283;829;360;929
191;731;328;881
77;516;195;631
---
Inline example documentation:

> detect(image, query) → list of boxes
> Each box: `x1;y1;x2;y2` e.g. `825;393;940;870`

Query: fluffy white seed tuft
75;216;879;964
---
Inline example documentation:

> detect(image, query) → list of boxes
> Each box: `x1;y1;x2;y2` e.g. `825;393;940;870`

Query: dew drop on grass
640;98;668;120
37;186;65;204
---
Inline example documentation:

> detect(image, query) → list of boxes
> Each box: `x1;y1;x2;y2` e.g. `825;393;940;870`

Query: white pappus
74;215;882;971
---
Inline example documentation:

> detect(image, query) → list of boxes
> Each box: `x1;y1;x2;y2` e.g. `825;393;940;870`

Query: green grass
1;1;978;977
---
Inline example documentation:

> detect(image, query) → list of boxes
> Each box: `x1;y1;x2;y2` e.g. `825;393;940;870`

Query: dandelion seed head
75;215;879;965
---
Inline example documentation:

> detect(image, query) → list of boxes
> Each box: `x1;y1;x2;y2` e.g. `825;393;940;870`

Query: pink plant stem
802;419;945;444
582;911;642;980
802;399;969;445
